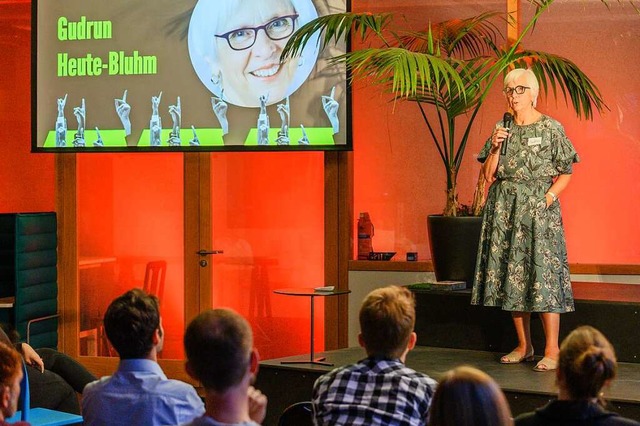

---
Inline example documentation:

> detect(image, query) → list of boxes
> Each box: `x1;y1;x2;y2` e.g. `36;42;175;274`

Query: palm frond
336;48;465;100
281;12;393;60
437;12;504;58
398;12;503;59
511;50;608;119
411;57;494;116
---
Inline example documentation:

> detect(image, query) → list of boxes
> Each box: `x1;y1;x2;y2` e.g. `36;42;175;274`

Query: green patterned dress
471;115;579;313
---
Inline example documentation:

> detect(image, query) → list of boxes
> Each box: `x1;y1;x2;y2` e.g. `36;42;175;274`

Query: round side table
274;288;350;366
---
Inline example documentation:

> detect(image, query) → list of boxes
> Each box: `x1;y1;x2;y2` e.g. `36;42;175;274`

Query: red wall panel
0;1;55;213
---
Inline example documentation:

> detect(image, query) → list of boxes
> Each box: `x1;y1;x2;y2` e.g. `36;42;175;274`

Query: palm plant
282;0;610;216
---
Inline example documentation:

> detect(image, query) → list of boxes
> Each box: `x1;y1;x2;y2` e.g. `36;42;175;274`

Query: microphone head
503;112;513;128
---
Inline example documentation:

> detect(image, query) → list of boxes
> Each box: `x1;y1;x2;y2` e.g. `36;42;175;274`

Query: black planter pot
427;215;483;289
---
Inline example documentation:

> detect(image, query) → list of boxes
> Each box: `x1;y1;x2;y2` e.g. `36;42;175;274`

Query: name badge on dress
527;137;542;146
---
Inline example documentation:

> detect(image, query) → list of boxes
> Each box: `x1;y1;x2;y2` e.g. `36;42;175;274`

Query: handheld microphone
500;112;513;156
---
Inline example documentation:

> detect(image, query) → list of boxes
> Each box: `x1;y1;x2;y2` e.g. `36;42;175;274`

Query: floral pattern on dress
471;115;579;313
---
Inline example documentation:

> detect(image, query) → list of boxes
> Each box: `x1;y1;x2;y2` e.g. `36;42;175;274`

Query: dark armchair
0;213;59;349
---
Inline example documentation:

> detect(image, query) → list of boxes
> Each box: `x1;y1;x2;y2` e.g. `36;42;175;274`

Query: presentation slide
34;0;348;152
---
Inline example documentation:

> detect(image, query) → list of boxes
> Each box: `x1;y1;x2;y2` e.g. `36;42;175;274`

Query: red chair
80;260;166;357
143;261;166;304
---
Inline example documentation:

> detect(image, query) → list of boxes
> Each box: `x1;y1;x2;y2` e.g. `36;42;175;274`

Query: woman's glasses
503;85;531;96
215;14;299;51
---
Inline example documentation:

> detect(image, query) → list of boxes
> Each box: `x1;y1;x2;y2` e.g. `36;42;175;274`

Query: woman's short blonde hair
504;68;540;107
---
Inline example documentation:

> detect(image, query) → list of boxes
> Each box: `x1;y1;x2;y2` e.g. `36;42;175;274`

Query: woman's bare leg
501;311;534;362
512;311;533;353
540;312;560;359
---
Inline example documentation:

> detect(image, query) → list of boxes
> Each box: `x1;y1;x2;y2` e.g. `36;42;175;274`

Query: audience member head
104;288;163;359
184;308;256;393
358;285;417;360
428;366;513;426
557;325;617;404
0;342;23;420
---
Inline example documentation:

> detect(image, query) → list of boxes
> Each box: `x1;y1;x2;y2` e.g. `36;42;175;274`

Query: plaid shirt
312;356;437;426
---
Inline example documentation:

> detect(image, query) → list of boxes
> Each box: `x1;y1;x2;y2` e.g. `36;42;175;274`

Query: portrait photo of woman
188;0;320;108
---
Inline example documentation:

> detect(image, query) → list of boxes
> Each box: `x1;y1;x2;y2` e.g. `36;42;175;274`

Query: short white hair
504;68;540;107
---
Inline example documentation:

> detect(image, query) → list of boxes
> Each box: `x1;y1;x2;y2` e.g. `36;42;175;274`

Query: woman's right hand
491;126;509;154
483;126;507;182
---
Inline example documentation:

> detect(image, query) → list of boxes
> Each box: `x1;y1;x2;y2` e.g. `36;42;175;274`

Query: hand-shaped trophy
55;94;68;147
189;125;200;146
322;86;340;134
276;97;290;145
168;96;182;146
257;94;270;145
149;92;163;146
115;90;132;136
72;98;86;147
211;94;229;136
93;127;104;147
298;124;310;145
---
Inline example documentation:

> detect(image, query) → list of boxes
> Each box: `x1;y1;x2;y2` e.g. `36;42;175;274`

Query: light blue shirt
82;359;205;426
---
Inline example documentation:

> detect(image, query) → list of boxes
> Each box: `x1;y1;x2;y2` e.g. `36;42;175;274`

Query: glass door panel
210;152;324;360
77;154;185;359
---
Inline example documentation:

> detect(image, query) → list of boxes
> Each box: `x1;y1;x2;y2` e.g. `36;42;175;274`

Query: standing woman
472;68;579;372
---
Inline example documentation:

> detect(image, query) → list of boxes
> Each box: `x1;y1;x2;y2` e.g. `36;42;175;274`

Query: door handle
196;249;224;256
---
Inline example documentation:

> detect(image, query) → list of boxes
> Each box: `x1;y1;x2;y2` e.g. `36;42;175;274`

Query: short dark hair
359;286;415;359
104;288;160;359
184;309;253;392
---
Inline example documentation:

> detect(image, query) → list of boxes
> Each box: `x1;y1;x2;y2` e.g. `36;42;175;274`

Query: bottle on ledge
357;212;374;260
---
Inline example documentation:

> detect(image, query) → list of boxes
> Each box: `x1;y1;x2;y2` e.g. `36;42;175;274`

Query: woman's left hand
544;193;554;208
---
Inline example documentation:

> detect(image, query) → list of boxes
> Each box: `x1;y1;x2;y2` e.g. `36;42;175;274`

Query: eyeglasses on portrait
215;14;299;51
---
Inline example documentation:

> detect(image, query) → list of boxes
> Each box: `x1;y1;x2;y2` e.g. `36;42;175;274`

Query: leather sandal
533;356;558;372
500;348;535;364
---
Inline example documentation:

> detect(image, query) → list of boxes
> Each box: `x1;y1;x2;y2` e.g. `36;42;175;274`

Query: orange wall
0;1;55;213
523;2;640;263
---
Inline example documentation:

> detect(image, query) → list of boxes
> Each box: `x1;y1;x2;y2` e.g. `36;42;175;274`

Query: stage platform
257;281;640;425
410;283;640;363
257;345;640;425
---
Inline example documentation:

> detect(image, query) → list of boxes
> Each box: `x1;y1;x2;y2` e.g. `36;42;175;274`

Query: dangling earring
211;70;222;85
211;71;224;98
